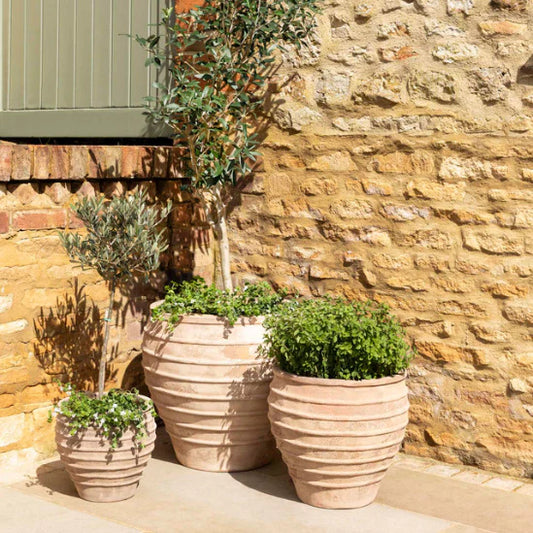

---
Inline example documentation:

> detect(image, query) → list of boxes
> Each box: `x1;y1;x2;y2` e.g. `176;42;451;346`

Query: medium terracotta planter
141;308;275;472
55;396;156;503
268;368;409;509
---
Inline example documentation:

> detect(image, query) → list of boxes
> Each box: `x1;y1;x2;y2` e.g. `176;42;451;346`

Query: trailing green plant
152;277;286;327
135;0;321;290
59;190;171;398
51;387;156;449
262;298;414;380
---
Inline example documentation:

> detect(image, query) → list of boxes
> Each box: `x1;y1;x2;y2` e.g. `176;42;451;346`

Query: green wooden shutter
0;0;171;138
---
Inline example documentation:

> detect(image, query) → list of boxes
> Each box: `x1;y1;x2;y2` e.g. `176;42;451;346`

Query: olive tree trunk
98;282;115;399
213;216;233;292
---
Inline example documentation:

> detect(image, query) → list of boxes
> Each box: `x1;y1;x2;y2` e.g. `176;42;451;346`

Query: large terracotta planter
141;309;275;472
268;368;409;509
55;396;156;503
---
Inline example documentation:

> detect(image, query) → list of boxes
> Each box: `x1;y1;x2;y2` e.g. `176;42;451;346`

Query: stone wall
0;144;202;471
229;1;533;477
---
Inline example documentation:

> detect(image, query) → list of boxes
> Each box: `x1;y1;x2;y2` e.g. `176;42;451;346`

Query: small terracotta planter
55;396;156;503
268;368;409;509
142;307;275;472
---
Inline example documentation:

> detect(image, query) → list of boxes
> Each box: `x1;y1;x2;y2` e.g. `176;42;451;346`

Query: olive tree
60;191;171;398
136;0;321;290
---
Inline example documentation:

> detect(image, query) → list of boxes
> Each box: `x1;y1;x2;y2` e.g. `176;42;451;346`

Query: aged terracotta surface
268;368;409;509
55;398;156;503
142;308;274;472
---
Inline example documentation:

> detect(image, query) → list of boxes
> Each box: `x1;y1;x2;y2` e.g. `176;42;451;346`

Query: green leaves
53;388;156;449
262;298;414;380
59;190;171;286
152;277;286;327
135;0;321;190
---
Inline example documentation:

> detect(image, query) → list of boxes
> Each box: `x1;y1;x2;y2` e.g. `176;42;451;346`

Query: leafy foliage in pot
152;277;286;328
53;387;156;449
262;298;414;380
135;0;321;290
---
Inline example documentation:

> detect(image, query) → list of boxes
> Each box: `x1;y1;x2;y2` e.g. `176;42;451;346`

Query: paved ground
2;428;532;533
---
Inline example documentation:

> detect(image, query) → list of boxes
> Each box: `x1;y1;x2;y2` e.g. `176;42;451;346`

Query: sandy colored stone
0;320;28;336
0;413;25;448
479;20;527;36
483;477;524;491
308;152;355;171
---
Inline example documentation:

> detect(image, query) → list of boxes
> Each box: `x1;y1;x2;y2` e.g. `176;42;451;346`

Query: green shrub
152;278;286;327
262;298;413;380
52;387;156;449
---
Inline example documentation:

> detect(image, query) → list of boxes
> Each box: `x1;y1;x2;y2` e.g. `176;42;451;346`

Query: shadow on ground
152;424;299;502
29;461;77;498
31;424;299;504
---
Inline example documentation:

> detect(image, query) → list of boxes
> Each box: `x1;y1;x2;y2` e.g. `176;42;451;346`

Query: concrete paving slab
380;466;533;533
12;458;454;533
0;486;140;533
4;429;528;533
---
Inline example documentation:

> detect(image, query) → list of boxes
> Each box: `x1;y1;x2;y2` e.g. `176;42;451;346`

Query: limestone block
433;43;478;63
408;70;456;103
0;294;13;314
447;0;475;14
469;67;512;103
0;320;28;336
0;413;25;448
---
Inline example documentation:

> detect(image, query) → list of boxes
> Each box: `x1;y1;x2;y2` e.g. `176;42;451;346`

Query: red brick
88;146;121;179
0;145;13;181
11;145;33;181
33;146;52;179
121;146;140;178
176;0;205;13
87;146;107;178
153;147;170;178
0;211;9;233
169;147;187;178
50;146;70;179
104;146;122;178
102;181;126;198
75;180;98;198
68;210;85;229
10;183;39;205
170;203;193;225
13;209;67;231
138;147;155;178
70;146;88;180
44;182;70;205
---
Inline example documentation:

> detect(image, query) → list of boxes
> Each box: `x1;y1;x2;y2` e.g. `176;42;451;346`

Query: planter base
74;483;140;503
170;439;274;472
293;481;380;510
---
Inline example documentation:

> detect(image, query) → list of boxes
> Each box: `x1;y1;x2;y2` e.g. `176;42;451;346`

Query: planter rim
272;367;407;388
148;299;265;325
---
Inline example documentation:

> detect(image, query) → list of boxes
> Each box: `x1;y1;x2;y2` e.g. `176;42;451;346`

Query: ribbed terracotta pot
141;307;275;472
55;396;156;503
268;368;409;509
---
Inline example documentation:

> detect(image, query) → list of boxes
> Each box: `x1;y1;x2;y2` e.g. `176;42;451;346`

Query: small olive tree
60;191;171;398
136;0;321;290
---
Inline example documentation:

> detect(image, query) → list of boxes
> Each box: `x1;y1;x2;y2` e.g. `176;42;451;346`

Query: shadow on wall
33;279;117;391
517;55;533;85
32;275;170;393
